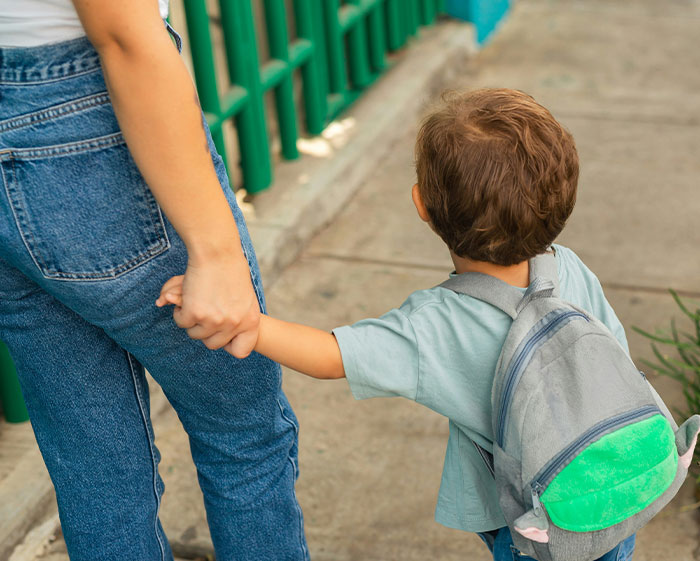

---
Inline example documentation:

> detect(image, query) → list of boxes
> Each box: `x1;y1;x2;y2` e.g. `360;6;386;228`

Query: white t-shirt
0;0;170;47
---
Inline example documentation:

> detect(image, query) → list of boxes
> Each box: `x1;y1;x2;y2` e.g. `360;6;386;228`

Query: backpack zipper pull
531;483;543;516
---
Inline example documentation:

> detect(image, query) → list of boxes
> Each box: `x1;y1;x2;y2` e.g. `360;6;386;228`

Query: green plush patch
541;414;677;532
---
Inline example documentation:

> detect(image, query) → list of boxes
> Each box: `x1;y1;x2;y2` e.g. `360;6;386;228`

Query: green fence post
182;0;230;179
0;342;29;423
345;1;372;89
385;0;404;50
367;0;387;72
264;0;299;160
414;0;424;30
405;0;420;37
219;0;272;193
322;0;348;95
398;0;411;47
309;0;330;103
420;0;437;25
294;0;327;134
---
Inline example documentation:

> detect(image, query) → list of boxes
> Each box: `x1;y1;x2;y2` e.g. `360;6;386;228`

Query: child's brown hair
415;89;579;266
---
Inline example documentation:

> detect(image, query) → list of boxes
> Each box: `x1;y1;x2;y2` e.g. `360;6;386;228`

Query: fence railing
177;0;446;194
0;341;29;423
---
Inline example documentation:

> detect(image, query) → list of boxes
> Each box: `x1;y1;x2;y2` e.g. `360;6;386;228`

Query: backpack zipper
529;405;662;510
496;310;589;446
531;482;544;516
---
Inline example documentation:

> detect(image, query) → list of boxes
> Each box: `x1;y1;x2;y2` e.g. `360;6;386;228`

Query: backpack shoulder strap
438;249;560;320
438;272;523;320
529;249;560;296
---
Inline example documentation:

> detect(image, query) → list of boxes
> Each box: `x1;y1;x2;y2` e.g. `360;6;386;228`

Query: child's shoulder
552;243;588;270
398;277;513;324
551;243;604;297
552;243;628;351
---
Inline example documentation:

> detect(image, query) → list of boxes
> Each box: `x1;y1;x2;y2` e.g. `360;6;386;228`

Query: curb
245;20;476;287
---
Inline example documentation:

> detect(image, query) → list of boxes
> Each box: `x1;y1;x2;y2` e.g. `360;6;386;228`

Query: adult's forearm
73;1;260;356
97;34;242;258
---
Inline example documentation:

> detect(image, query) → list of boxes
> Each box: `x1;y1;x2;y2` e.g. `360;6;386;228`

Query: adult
0;1;308;559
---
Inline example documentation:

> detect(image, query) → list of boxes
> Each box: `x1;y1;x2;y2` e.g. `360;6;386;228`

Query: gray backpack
441;251;700;561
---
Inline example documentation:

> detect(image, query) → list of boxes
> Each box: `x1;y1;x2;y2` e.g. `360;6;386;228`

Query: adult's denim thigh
0;37;308;561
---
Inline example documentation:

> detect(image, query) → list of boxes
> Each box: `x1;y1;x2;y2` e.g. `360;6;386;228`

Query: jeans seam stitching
152;196;171;259
277;399;307;559
0;92;111;132
290;460;309;560
240;242;264;308
38;239;170;281
7;131;125;160
277;398;299;437
0;66;101;86
3;158;50;274
126;352;166;561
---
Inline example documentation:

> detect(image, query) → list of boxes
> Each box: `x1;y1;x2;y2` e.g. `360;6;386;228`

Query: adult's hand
157;252;260;358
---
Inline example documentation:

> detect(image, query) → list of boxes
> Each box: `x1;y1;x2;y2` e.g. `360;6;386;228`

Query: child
158;89;636;561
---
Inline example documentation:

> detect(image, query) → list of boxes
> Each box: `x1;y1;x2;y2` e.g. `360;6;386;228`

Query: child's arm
157;276;345;379
256;316;345;379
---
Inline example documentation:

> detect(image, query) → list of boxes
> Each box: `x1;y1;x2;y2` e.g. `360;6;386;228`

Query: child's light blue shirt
332;245;629;533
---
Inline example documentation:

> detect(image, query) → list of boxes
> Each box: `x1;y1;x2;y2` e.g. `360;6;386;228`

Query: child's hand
156;275;185;308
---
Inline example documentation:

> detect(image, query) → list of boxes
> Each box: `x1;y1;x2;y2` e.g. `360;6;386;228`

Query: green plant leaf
652;344;689;382
667;357;700;377
639;355;684;383
672;319;700;370
670;289;700;322
633;326;697;350
637;290;700;441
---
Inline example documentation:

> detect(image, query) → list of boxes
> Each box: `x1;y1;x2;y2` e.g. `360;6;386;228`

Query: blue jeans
0;37;308;560
478;527;635;561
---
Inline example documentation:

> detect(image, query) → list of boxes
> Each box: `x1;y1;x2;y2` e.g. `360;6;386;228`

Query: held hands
158;263;347;379
156;256;260;358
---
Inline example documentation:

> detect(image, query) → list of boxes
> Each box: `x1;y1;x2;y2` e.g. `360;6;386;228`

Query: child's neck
451;252;530;288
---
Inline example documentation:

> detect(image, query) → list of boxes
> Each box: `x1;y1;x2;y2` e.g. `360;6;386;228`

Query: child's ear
412;184;431;223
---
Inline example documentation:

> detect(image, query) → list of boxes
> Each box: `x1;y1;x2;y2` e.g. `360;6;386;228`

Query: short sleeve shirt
332;245;629;532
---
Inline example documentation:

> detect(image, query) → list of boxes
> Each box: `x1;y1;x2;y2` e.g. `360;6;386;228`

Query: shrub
634;290;700;482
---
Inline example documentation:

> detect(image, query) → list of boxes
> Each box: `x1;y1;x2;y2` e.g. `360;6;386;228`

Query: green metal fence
180;0;446;194
0;342;29;423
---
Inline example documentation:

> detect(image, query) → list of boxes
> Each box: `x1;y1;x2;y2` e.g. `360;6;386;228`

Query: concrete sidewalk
9;0;700;559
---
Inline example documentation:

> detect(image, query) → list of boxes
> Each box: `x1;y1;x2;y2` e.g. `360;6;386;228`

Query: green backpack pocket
540;414;677;532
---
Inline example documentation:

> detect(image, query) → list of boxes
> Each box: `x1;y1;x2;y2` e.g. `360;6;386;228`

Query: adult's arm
72;0;260;357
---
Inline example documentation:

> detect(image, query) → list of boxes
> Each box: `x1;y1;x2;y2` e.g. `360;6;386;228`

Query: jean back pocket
1;133;169;281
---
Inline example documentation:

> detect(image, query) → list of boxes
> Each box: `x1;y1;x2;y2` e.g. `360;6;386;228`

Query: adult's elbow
71;1;165;56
